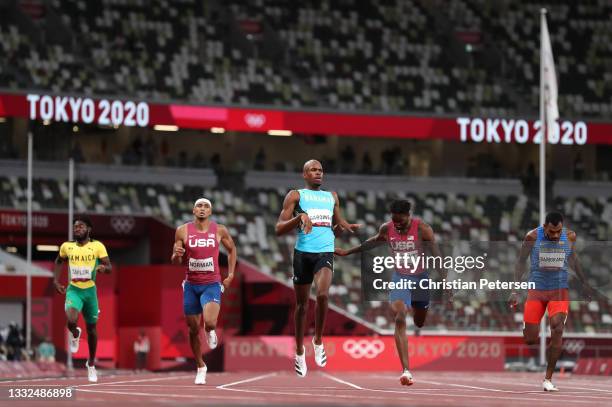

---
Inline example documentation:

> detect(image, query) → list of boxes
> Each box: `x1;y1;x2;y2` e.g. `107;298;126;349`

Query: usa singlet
386;218;425;276
184;221;221;285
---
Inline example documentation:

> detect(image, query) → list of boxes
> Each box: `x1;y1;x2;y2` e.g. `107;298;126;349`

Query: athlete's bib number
539;249;565;270
189;257;215;272
70;265;92;281
307;209;332;227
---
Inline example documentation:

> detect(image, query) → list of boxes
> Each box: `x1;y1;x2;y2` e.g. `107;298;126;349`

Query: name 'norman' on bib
184;221;221;285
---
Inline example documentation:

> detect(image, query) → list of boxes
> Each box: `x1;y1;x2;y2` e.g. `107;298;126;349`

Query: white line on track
319;372;366;390
75;374;192;388
423;376;612;396
0;376;69;384
76;388;203;399
418;379;517;393
215;371;611;407
216;373;278;389
0;373;128;384
52;371;611;406
217;373;370;400
361;388;602;405
537;385;612;394
419;378;612;399
316;373;607;405
76;387;271;402
476;377;612;390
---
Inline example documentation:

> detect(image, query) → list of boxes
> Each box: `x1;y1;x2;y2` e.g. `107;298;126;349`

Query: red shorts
523;289;569;325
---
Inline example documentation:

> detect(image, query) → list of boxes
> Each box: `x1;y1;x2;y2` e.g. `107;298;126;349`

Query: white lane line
76;388;268;402
0;377;68;384
477;379;612;393
220;385;342;390
418;379;517;393
319;372;366;390
216;373;278;389
0;373;132;384
75;374;192;388
360;388;603;405
0;383;74;387
356;374;612;402
418;378;612;400
316;374;607;405
541;385;612;394
443;376;612;395
218;373;367;400
77;388;202;399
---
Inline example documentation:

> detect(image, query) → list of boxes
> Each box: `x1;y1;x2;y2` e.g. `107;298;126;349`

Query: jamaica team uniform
59;240;108;324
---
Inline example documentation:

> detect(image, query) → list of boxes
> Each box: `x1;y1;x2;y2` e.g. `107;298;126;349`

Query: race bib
189;257;215;273
307;208;332;227
539;248;565;270
70;265;92;281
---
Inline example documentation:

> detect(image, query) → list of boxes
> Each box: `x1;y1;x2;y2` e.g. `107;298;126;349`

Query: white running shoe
69;327;81;354
195;365;207;385
312;337;327;367
543;379;559;392
400;370;413;386
206;330;218;350
85;360;98;383
294;347;307;377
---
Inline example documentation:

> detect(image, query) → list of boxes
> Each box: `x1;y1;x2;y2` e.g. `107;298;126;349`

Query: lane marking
424;376;612;395
217;373;278;389
76;388;271;402
320;372;365;390
75;374;192;388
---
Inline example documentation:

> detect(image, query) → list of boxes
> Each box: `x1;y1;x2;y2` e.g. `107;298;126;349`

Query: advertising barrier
1;92;611;144
224;335;505;371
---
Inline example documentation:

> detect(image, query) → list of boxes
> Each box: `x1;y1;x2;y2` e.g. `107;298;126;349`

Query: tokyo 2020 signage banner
1;92;611;144
224;336;505;371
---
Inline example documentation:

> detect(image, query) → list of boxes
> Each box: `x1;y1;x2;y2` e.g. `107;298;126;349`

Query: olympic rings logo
563;339;585;354
342;339;385;359
110;216;135;234
244;113;266;128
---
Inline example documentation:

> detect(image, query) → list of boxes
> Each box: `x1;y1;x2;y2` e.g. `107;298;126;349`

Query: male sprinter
53;215;112;383
276;159;360;377
171;198;236;385
509;212;594;392
335;199;444;386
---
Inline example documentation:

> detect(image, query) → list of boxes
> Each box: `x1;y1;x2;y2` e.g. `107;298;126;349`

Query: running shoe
400;369;413;386
312;337;327;367
542;379;559;392
295;346;307;377
69;327;81;354
207;330;218;350
195;365;207;385
85;360;98;383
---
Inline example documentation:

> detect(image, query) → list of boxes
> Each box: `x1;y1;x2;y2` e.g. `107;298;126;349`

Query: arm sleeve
96;242;109;259
59;243;67;258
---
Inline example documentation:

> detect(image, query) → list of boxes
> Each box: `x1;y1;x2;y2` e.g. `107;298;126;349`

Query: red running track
1;371;612;406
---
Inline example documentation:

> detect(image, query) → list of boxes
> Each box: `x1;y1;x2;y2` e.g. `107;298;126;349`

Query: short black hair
390;199;411;215
73;215;93;229
545;212;563;226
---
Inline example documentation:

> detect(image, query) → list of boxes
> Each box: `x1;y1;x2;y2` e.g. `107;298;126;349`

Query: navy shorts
388;272;430;309
292;249;333;285
183;280;222;315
